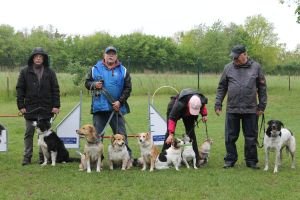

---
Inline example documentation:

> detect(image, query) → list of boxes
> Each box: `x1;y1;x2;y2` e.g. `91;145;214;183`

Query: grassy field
0;73;300;200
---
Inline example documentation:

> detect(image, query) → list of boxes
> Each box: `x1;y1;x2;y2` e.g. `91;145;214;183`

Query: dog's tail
75;150;83;156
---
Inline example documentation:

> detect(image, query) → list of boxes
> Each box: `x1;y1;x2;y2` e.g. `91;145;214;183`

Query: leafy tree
244;15;281;71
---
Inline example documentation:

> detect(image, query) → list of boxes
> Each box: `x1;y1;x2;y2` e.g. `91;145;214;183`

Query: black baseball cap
230;45;246;59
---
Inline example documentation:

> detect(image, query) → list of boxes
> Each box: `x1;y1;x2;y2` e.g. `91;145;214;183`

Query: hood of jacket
27;47;49;67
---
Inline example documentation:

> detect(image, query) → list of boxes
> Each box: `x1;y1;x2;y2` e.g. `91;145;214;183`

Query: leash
99;110;116;138
204;121;209;140
186;118;209;140
92;86;136;141
97;87;135;134
20;107;58;122
257;114;265;148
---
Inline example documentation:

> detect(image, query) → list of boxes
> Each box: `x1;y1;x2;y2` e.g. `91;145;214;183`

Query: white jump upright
148;86;179;145
0;125;8;152
56;93;82;149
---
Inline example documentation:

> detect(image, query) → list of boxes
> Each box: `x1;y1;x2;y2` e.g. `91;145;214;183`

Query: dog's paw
264;166;269;171
87;169;92;173
41;162;47;166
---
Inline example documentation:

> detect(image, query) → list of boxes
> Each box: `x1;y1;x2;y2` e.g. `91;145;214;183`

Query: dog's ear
279;121;284;128
267;120;273;126
111;135;115;143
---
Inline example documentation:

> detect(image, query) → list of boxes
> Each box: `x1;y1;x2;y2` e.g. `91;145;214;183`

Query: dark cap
230;45;246;59
105;46;117;54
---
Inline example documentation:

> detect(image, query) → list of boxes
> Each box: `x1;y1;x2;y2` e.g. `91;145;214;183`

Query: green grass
1;73;300;199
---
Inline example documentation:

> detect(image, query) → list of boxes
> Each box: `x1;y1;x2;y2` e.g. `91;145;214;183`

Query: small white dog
264;120;296;173
108;134;131;170
155;138;183;171
181;134;197;169
137;132;160;172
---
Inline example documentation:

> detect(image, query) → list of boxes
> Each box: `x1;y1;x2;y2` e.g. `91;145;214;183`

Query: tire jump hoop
151;85;179;105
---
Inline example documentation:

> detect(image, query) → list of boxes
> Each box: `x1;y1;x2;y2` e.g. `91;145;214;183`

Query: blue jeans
224;113;258;165
93;111;131;156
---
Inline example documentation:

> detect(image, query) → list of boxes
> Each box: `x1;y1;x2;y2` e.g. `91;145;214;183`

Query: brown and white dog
137;132;160;172
76;124;104;173
108;133;131;170
155;138;184;171
264;120;296;173
198;138;213;166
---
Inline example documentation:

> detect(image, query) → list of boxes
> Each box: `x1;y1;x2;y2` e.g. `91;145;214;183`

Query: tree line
0;15;299;82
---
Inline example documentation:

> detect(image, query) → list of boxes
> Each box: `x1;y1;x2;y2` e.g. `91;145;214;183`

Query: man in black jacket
16;47;60;166
215;45;267;169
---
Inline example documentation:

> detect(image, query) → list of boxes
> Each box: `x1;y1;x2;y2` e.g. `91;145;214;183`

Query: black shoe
223;162;234;169
22;159;31;166
246;163;260;169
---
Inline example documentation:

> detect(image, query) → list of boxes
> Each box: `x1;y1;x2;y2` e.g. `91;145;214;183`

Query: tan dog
108;134;131;170
138;132;160;172
76;124;104;173
198;138;213;166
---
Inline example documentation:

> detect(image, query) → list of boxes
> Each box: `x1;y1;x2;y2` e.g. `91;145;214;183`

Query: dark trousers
23;120;42;161
162;116;201;162
224;113;258;165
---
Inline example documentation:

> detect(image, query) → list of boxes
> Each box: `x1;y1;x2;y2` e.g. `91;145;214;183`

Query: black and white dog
34;118;70;166
155;138;184;171
263;120;296;173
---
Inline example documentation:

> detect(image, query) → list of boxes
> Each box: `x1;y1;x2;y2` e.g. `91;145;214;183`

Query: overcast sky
1;0;299;50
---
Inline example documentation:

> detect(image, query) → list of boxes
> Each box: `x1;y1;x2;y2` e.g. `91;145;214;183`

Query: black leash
188;118;209;140
257;114;265;148
94;87;135;134
22;107;58;122
204;121;209;140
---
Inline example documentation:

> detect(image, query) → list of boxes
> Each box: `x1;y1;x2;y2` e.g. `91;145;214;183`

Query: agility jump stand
148;86;179;145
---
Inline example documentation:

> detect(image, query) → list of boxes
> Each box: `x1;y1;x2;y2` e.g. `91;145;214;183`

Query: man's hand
215;109;222;116
165;134;174;144
256;110;264;116
95;81;103;89
202;116;208;122
112;101;121;112
19;108;26;114
52;108;60;114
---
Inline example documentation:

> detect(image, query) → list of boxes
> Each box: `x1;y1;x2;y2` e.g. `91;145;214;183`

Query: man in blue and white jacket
85;46;132;154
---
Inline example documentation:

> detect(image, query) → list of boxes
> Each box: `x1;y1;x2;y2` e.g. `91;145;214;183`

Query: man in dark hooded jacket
16;47;60;166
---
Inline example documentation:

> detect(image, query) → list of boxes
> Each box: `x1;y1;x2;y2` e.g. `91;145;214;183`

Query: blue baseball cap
105;46;117;54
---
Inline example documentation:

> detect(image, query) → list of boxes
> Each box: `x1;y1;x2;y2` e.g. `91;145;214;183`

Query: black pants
224;113;258;165
162;116;201;162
